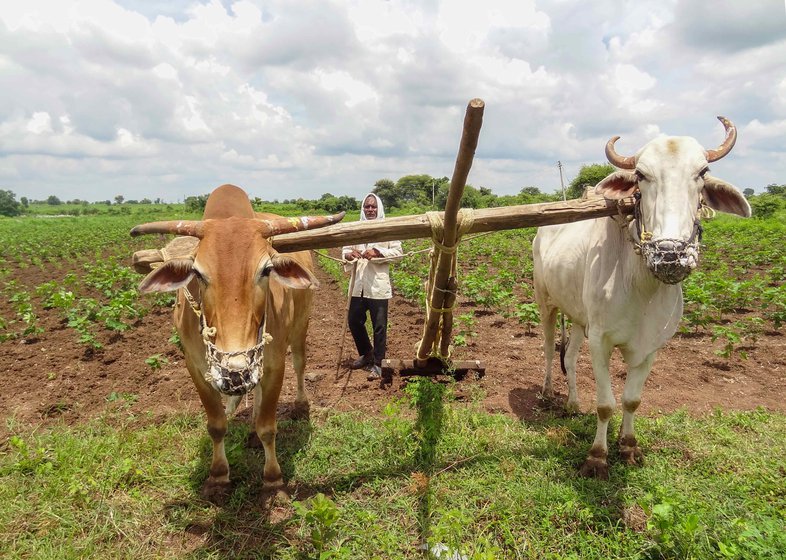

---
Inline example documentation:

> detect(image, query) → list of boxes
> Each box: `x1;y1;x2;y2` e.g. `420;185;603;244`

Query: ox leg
253;360;286;488
540;306;558;399
580;337;615;479
188;366;232;501
563;324;585;413
618;350;656;466
289;336;310;418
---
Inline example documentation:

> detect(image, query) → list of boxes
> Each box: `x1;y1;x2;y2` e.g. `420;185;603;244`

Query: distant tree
395;174;434;206
140;198;152;204
434;182;483;209
0;190;22;216
372;178;398;209
749;195;782;219
566;164;615;199
114;195;124;204
20;196;29;208
765;183;786;197
184;194;209;213
743;188;755;198
154;198;162;204
46;195;62;205
315;193;358;213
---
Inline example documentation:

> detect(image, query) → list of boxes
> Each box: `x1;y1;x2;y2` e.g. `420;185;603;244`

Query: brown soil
2;252;785;440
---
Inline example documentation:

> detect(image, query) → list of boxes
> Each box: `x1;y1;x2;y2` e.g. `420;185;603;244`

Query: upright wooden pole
416;98;485;365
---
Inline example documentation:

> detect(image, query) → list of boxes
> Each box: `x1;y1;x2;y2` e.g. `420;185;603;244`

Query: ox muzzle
203;338;266;395
641;237;700;285
631;192;703;285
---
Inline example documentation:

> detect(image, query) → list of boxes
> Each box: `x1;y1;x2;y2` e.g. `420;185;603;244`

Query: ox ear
702;175;751;218
595;171;639;199
269;255;320;290
138;259;195;293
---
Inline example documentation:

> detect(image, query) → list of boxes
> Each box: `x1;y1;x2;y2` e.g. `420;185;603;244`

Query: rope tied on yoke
418;208;476;360
423;207;475;308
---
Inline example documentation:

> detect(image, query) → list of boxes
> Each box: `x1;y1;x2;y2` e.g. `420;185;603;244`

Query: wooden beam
271;196;635;253
381;358;486;379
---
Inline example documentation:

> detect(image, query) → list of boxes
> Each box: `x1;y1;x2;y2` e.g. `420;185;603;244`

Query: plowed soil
2;249;785;441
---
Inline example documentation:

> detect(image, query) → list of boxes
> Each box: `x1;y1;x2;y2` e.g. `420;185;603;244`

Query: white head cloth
360;193;385;221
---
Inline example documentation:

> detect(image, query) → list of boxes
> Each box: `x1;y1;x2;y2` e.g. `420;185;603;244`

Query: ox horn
130;220;205;238
705;116;737;162
605;136;636;169
259;211;346;236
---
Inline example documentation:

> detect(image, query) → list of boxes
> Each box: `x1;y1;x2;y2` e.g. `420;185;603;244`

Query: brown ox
132;184;344;498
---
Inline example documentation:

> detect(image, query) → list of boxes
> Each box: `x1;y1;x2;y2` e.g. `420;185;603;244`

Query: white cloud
26;112;53;134
1;0;784;203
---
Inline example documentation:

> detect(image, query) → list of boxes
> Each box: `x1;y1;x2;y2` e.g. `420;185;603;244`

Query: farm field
1;208;785;558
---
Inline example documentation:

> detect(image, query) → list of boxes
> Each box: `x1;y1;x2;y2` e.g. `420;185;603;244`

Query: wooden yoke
415;98;485;367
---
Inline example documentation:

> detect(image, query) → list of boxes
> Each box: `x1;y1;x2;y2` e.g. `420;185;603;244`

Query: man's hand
361;248;381;259
345;249;363;261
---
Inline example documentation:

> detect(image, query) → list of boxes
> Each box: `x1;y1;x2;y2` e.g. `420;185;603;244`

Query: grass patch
1;395;784;559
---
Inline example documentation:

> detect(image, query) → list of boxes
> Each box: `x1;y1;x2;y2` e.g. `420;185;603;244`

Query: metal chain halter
617;191;705;284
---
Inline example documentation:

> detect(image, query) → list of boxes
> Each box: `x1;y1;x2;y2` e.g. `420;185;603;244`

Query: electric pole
557;160;566;201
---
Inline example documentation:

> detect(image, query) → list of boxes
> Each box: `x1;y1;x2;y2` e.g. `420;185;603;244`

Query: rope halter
183;285;272;395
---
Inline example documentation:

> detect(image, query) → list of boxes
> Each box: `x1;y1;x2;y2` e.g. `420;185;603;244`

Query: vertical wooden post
416;98;485;365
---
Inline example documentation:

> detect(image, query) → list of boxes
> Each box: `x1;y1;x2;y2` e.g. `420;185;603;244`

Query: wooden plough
133;98;635;382
271;98;634;381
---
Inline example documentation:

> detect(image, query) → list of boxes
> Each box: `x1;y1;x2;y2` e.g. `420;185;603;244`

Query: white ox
533;117;751;479
131;184;344;499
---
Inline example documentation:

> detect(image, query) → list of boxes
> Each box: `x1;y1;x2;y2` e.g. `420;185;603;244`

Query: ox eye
259;264;273;278
634;169;646;182
192;268;207;284
698;167;709;179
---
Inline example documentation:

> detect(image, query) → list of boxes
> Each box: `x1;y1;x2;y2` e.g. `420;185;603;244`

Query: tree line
2;167;785;218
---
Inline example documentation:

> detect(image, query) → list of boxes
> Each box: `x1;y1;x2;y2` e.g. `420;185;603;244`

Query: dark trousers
348;297;389;365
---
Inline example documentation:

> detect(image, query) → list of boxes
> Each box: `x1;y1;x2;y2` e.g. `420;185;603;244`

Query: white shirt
342;240;403;299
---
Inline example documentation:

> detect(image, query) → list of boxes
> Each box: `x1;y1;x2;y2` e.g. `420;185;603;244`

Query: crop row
2;212;783;360
0;212;185;348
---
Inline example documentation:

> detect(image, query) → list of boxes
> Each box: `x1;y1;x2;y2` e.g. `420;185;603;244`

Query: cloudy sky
1;0;785;203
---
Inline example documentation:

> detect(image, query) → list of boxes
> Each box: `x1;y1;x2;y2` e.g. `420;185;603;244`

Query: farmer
342;193;403;380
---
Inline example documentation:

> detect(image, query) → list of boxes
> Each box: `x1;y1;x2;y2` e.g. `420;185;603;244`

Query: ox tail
559;311;568;376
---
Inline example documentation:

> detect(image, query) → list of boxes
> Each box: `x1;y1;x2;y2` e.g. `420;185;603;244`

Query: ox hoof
565;400;581;415
537;391;561;411
291;399;311;420
579;456;609;480
261;486;291;505
619;436;643;466
262;476;285;490
246;432;262;449
201;480;232;504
